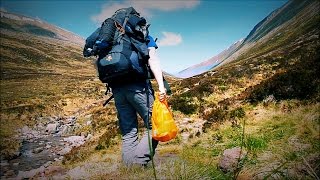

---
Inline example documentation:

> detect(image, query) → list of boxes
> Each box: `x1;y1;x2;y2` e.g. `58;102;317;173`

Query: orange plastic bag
152;92;178;142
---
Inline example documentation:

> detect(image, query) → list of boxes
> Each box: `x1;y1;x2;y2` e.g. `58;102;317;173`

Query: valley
0;0;319;179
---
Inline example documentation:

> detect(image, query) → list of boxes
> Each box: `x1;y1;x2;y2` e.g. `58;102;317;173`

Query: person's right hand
159;91;166;102
158;87;166;102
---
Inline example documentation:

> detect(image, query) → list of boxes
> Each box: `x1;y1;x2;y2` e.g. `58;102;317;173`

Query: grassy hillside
0;17;107;159
161;1;319;178
169;0;319;117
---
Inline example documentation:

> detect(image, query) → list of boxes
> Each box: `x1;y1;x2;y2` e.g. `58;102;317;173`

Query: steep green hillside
244;0;314;43
1;20;57;38
170;0;319;116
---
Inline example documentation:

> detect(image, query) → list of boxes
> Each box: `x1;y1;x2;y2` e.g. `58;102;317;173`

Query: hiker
112;35;166;166
83;7;166;166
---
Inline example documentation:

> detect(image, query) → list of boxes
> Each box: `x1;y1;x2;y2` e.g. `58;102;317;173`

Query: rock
43;161;52;168
86;134;93;140
81;132;88;137
60;125;70;136
181;132;190;143
52;174;67;180
36;123;45;131
57;147;72;156
178;118;207;140
33;147;44;154
66;116;77;124
21;126;31;134
64;136;85;147
0;160;9;166
74;123;82;131
4;169;15;177
86;121;92;126
263;94;276;106
66;166;87;179
46;124;58;134
0;166;10;178
193;128;202;137
17;166;45;179
219;147;247;172
84;114;92;123
44;165;66;175
183;88;190;93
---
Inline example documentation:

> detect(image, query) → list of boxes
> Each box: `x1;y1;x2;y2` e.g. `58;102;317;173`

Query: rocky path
0;114;94;179
0;99;110;179
0;114;208;179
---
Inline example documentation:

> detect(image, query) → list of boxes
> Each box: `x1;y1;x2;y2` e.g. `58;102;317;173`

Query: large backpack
83;7;152;84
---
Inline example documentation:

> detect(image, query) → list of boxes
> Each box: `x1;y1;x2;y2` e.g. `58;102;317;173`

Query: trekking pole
146;81;157;180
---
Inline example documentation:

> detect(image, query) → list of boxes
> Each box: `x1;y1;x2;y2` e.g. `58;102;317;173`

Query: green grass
72;102;318;179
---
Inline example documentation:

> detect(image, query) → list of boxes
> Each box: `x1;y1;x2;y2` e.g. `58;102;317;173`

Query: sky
0;0;288;74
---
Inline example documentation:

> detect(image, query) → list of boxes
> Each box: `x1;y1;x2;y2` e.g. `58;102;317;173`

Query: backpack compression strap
113;9;130;36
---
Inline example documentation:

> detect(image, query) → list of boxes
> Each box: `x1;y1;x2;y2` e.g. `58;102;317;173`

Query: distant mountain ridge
176;0;318;78
0;10;84;46
176;38;243;78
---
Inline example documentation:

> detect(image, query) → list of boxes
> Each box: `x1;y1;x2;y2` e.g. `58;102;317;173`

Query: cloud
158;32;182;46
91;0;200;23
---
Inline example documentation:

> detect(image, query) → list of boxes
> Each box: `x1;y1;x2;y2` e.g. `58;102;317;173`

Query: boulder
46;124;58;134
219;147;247;172
32;147;44;154
21;126;31;134
63;136;85;147
86;134;93;140
57;147;72;155
17;166;45;179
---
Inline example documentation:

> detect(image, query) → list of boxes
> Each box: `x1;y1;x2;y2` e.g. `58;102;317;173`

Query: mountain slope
170;0;319;114
219;0;319;66
0;10;84;46
166;0;319;178
176;38;243;78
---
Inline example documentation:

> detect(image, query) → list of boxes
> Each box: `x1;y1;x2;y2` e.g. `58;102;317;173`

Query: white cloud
158;32;182;46
91;0;200;23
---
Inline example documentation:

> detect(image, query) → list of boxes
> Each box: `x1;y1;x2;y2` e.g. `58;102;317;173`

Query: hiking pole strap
103;94;114;107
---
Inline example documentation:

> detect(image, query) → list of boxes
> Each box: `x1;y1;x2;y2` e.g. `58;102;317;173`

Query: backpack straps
122;13;129;34
113;8;131;36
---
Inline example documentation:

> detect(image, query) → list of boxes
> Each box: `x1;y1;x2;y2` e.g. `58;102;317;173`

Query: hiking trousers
112;82;158;166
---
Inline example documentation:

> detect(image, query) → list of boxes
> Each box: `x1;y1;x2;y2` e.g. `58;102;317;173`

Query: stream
0;115;91;179
8;137;63;173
